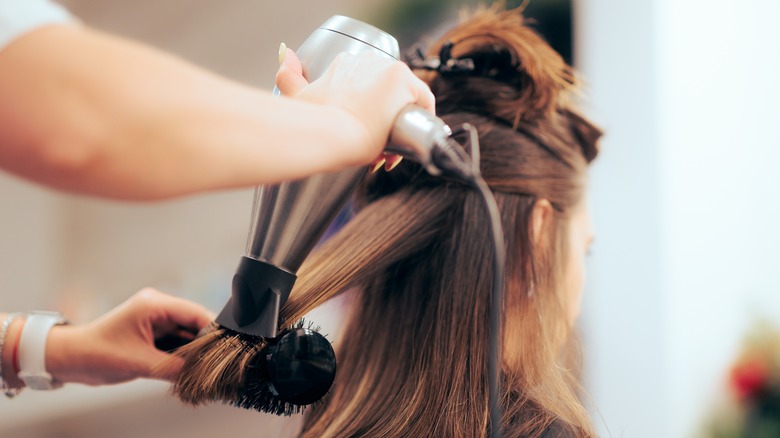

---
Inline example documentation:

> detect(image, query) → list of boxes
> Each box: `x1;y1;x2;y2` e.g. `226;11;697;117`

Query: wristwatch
17;311;68;390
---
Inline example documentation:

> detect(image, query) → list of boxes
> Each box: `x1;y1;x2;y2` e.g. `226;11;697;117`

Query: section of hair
160;326;264;406
280;4;602;437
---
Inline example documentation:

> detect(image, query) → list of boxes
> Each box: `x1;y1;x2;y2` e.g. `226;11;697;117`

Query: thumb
149;351;183;381
275;47;309;96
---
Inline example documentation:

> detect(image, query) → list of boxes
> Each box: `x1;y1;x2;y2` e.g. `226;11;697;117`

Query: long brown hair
281;5;601;437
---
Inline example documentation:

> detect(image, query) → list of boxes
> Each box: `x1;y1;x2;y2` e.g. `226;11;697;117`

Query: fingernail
278;42;287;65
385;157;403;172
370;159;386;173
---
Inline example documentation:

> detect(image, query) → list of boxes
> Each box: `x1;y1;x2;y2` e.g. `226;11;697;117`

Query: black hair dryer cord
431;126;506;438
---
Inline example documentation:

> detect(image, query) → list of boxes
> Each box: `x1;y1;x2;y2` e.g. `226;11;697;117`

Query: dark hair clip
405;41;475;75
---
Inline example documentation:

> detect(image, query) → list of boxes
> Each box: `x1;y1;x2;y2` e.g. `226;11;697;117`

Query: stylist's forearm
0;25;374;200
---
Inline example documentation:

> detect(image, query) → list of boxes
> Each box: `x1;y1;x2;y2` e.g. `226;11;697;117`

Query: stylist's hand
45;288;213;386
275;45;435;172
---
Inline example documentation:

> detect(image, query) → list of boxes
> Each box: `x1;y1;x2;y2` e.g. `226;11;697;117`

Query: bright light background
0;0;778;437
580;0;780;436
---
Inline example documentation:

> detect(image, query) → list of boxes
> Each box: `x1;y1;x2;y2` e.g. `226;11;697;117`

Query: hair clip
405;41;475;75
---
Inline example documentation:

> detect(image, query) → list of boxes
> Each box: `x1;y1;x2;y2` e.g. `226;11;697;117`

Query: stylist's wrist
45;323;84;385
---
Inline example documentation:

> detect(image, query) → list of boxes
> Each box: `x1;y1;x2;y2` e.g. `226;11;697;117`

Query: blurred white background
1;0;778;437
579;0;780;436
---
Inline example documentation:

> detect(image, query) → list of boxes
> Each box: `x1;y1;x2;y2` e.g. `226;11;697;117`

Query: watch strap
18;312;68;390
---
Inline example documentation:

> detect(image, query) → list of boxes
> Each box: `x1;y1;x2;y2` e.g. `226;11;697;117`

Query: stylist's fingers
135;288;214;332
158;295;214;331
150;352;183;381
384;154;403;171
275;44;308;96
369;153;403;173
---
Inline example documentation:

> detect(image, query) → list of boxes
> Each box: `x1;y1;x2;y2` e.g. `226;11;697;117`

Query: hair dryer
216;15;468;339
209;15;495;416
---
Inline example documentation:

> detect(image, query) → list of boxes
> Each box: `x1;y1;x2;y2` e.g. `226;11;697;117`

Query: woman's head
282;5;601;437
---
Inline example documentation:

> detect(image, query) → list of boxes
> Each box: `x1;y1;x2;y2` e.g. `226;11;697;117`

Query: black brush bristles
162;320;335;417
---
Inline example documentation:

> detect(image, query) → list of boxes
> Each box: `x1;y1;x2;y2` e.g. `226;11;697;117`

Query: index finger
275;47;309;96
151;293;215;331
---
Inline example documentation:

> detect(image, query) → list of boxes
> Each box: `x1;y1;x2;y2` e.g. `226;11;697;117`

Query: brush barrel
259;327;337;406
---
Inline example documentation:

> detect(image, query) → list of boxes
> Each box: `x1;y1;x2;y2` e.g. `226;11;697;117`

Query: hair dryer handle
387;105;452;176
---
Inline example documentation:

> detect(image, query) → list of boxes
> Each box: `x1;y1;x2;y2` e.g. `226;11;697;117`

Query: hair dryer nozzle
216;257;297;338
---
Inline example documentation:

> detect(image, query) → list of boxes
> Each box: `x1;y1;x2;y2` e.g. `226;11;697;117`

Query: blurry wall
579;0;780;436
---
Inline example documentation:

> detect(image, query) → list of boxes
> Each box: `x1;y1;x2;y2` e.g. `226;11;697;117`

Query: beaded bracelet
0;313;23;398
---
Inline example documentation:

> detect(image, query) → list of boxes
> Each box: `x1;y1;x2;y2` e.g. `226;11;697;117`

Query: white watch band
18;312;68;390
